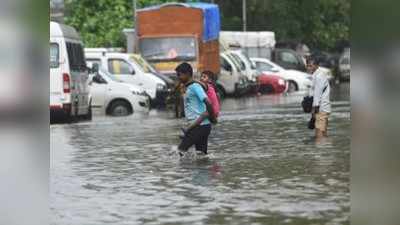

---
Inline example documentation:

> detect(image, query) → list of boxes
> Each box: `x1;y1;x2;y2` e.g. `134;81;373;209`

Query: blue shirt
184;83;210;125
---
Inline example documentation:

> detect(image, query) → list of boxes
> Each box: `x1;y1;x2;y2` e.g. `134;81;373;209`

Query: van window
66;42;86;71
50;43;59;68
108;59;133;75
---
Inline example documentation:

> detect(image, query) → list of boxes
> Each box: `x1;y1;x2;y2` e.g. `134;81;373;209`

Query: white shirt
311;67;331;113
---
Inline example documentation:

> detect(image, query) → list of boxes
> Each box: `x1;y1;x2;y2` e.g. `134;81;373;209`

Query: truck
220;31;307;72
135;2;221;117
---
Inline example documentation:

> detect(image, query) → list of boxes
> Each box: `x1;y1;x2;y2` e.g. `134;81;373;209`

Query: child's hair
201;70;216;82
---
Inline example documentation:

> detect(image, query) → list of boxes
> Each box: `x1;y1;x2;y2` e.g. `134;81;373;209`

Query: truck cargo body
136;3;221;78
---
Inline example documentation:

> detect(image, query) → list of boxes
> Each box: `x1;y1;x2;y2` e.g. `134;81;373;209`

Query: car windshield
231;53;246;71
129;55;157;74
241;52;257;70
225;54;241;72
139;37;197;62
267;60;285;71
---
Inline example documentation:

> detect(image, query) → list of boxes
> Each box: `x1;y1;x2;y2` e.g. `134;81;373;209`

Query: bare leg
315;129;324;141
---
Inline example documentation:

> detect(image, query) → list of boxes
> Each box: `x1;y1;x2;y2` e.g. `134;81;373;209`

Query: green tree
64;0;134;47
65;0;349;51
215;0;350;51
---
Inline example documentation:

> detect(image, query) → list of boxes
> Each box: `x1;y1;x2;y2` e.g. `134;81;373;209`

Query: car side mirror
92;75;106;84
130;67;135;75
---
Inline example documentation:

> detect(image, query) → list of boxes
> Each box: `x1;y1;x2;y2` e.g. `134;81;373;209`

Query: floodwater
50;83;350;225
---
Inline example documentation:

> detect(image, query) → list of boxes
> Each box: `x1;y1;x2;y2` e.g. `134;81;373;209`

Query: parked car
50;21;91;121
256;73;287;94
229;50;258;85
218;52;249;97
251;57;312;92
339;48;350;81
84;49;169;107
129;53;175;106
220;31;308;72
87;65;150;116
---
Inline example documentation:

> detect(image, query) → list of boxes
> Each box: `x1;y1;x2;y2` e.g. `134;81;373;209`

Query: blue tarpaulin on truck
139;2;220;42
187;3;220;42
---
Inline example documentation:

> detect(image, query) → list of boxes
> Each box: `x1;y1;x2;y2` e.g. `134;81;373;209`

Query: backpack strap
185;80;207;92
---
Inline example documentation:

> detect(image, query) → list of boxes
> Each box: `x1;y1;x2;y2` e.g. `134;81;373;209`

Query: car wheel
259;84;274;94
108;100;132;117
288;81;298;92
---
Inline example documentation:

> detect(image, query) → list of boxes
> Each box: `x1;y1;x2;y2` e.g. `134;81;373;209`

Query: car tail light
63;73;70;93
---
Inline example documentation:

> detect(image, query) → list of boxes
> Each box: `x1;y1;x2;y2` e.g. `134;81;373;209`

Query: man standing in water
307;58;331;140
175;63;215;156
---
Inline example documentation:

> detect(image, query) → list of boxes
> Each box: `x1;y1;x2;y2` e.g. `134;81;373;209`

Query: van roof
50;21;81;40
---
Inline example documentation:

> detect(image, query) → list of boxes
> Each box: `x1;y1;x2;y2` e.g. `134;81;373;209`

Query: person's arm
186;110;209;132
186;98;215;130
312;74;322;116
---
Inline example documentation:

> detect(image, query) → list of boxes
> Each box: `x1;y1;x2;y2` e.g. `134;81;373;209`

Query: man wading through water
307;58;331;141
175;63;216;156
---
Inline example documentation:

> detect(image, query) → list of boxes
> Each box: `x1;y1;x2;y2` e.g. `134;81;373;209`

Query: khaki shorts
315;112;329;131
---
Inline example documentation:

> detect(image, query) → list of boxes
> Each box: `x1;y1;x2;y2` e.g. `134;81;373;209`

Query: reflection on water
50;83;350;225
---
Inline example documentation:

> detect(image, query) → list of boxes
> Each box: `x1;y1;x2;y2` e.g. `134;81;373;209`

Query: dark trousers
178;124;212;154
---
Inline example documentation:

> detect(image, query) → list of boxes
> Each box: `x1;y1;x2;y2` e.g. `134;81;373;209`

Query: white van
84;49;169;107
218;52;249;97
50;21;91;121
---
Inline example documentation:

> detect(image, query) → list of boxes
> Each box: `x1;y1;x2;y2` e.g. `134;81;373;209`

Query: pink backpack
206;83;220;118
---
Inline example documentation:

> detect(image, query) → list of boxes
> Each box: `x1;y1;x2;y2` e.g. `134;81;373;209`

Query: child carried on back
200;71;220;119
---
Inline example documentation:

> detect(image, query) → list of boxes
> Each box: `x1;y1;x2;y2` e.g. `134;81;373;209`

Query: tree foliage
64;0;349;51
216;0;350;51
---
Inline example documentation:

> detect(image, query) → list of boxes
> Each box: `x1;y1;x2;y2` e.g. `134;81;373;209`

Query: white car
251;57;312;92
229;50;259;83
85;49;168;107
218;52;250;97
88;67;150;116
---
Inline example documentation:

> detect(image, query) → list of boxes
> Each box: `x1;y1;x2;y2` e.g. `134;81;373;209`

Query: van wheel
288;81;298;93
108;100;133;117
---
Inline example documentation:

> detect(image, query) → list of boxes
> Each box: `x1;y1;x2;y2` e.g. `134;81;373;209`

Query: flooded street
50;83;350;225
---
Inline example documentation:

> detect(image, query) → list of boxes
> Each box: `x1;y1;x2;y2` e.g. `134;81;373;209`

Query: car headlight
278;79;285;85
156;83;166;91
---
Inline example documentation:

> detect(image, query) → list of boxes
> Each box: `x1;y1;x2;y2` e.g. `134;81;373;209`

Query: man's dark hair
175;62;193;77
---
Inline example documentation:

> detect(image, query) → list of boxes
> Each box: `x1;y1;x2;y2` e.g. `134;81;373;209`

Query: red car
256;72;287;94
